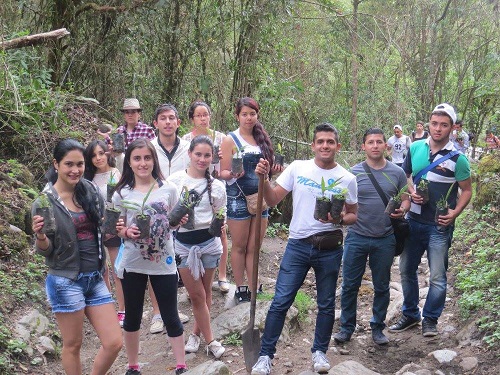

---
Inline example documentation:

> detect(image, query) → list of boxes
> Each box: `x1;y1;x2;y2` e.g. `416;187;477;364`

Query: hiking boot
234;285;251;304
125;368;141;375
185;334;201;353
372;329;389;345
149;314;163;334
206;340;225;359
312;350;331;373
178;311;189;324
251;355;272;375
388;315;421;332
117;311;125;328
332;330;351;344
422;318;438;337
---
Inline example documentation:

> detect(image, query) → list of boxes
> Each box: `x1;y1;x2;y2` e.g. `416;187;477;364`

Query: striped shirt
403;139;470;224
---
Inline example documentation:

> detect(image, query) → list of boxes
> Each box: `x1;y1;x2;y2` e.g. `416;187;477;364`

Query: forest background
0;0;499;372
1;0;499;178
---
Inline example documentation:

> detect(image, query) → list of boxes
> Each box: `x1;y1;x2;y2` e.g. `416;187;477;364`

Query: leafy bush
452;205;500;348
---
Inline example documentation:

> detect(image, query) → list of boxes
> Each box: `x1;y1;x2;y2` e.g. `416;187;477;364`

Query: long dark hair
189;135;214;205
188;101;211;120
83;140;115;180
46;139;101;225
114;138;165;196
235;97;274;171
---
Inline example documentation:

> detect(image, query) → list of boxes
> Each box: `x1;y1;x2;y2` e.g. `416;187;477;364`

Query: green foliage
224;332;243;346
436;182;456;209
293;291;314;322
121;183;156;217
452;205;500;348
265;222;289;238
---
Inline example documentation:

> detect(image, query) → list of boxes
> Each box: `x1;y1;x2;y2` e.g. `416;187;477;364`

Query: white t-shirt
151;137;191;178
182;130;225;174
387;135;412;164
167;170;227;233
276;159;358;239
93;168;121;203
112;181;178;278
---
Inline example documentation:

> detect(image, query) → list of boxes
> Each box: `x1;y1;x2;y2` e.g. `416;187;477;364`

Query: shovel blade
242;326;261;372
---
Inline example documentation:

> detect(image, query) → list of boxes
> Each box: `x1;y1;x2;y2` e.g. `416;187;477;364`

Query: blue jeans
260;238;342;358
339;232;395;334
399;218;452;322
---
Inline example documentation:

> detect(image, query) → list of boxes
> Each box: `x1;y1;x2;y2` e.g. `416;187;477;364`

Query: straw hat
122;98;141;111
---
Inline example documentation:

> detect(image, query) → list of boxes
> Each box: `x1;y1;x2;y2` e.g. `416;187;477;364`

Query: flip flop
218;280;230;293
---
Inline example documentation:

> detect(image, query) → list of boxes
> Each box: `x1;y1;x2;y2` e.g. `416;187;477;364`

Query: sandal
218;280;230;293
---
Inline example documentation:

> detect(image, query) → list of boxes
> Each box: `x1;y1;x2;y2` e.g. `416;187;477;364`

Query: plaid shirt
111;122;156;150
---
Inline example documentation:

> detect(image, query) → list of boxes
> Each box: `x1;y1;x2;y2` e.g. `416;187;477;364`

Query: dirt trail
43;235;495;375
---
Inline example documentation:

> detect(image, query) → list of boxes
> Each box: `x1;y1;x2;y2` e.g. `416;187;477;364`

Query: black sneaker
175;367;188;374
235;285;251;304
422;318;438;337
125;368;141;375
332;331;352;344
388;315;421;332
371;329;389;345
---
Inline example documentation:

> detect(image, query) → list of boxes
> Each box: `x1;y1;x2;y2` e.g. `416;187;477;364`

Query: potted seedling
168;186;195;227
121;183;156;239
106;171;118;202
274;143;285;166
416;179;429;205
111;131;125;153
330;188;348;220
383;173;408;215
98;123;113;133
103;202;121;235
231;146;245;175
314;176;343;221
211;130;220;165
208;207;226;237
435;182;455;231
35;193;56;235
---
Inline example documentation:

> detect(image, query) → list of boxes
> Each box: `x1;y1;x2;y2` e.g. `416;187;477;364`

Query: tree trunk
349;0;360;151
0;28;70;50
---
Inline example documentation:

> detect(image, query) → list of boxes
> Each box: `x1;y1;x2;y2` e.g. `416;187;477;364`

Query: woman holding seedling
182;101;230;293
83;140;125;326
112;138;187;375
31;139;122;375
167;135;227;359
219;97;282;304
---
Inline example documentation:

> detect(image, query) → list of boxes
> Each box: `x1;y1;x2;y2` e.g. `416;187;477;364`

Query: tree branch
74;0;157;18
0;28;70;51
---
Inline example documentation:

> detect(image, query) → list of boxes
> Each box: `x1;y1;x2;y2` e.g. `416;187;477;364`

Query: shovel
242;173;265;372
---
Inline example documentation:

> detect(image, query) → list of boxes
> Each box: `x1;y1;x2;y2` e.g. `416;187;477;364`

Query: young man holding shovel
251;123;358;374
389;103;471;337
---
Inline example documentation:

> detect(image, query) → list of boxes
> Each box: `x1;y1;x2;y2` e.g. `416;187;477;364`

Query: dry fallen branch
0;28;70;51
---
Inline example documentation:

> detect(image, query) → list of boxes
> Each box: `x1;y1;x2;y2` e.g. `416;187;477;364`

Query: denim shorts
46;271;114;313
178;253;220;269
226;183;269;220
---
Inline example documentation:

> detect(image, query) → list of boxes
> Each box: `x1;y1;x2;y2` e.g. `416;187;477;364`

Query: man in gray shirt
333;128;410;345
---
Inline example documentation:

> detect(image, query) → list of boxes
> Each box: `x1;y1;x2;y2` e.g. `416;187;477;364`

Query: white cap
393;125;402;131
432;103;457;124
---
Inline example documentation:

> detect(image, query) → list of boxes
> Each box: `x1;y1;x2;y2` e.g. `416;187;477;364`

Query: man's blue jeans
260;238;342;358
399;218;452;322
339;231;395;334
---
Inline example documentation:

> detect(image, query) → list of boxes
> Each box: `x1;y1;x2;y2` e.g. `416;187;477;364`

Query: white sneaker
149;314;163;334
178;311;189;324
206;340;225;359
251;355;272;375
185;334;201;353
312;350;330;373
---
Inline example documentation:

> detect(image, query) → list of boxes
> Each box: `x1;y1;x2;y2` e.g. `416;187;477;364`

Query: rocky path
21;235;496;374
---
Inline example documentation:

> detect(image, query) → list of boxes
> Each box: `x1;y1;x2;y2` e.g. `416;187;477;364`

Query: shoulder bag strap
228;131;244;150
362;162;388;206
412;150;459;185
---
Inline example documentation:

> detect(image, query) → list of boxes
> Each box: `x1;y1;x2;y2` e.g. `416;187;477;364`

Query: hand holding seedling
117;218;140;240
318;211;344;225
390;207;407;219
32;215;45;235
436;207;457;227
410;191;424;205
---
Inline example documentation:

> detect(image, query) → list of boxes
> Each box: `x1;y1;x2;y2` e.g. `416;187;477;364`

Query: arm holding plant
438;178;472;227
219;135;244;180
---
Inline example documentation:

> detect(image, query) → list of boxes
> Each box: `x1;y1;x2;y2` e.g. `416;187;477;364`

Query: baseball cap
393;125;402;131
432;103;456;124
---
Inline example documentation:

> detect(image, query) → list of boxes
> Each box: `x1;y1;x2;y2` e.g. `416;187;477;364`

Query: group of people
31;98;471;375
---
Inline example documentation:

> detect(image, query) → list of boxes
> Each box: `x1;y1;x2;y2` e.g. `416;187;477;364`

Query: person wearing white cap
386;124;412;167
118;98;156;149
389;103;471;338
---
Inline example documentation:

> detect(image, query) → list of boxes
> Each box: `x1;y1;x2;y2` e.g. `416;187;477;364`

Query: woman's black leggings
121;270;183;337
